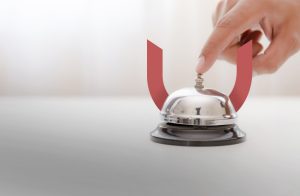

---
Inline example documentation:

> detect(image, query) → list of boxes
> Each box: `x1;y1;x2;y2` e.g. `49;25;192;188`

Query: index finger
197;1;262;73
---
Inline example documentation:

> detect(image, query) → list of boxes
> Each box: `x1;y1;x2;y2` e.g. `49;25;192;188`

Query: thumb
253;33;300;74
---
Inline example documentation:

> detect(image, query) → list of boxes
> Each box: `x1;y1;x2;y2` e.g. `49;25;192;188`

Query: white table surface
0;96;299;196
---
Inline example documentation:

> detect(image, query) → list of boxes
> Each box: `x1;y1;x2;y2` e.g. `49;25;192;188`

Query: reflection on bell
151;74;246;146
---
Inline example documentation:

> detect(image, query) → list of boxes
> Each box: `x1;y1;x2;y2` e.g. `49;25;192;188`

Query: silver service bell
151;74;246;146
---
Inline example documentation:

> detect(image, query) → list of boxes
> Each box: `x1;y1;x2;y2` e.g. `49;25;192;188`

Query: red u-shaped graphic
147;40;252;112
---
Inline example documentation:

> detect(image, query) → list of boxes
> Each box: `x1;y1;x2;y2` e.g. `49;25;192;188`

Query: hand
196;0;300;75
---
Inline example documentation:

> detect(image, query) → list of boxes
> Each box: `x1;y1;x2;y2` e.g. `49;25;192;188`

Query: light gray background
0;0;299;96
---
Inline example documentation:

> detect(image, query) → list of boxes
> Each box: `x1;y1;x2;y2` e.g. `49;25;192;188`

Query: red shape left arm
147;40;253;112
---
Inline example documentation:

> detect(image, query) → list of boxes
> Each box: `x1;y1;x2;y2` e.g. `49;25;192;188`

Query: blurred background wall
0;0;299;96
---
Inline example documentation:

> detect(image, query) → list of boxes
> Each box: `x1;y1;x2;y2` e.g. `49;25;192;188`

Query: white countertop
0;97;299;196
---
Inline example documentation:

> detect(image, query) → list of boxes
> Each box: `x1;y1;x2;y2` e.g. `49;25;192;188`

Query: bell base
151;123;246;146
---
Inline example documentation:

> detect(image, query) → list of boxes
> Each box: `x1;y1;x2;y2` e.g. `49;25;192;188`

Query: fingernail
196;56;205;73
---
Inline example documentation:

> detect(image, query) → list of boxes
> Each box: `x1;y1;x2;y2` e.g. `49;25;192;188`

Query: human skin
196;0;300;75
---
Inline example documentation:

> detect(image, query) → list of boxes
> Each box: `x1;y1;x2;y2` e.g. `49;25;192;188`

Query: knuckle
216;14;237;29
216;7;250;29
216;16;231;28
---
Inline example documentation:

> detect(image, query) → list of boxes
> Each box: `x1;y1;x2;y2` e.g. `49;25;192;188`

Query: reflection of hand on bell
196;0;300;75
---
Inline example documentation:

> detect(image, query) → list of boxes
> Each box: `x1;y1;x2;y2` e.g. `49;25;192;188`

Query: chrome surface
161;87;237;126
195;73;204;90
